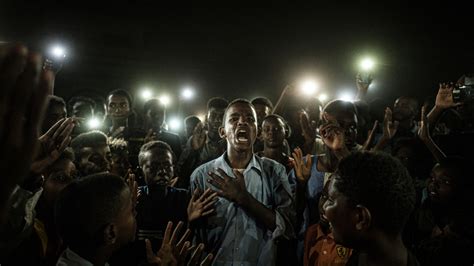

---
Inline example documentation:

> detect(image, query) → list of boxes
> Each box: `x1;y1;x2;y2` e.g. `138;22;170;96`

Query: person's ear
354;204;371;231
219;126;226;139
103;223;117;246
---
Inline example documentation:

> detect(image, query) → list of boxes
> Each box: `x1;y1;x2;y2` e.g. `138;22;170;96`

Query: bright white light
300;79;319;95
338;91;354;102
318;93;328;102
51;45;66;59
87;117;101;129
141;89;153;100
197;113;206;122
169;117;182;131
159;95;171;106
360;58;375;71
181;87;194;100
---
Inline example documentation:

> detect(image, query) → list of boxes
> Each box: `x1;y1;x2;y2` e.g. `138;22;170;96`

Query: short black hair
138;140;176;166
184;115;201;126
55;173;129;249
262;114;292;138
207;97;229;111
143;98;165;114
323;99;358;116
71;131;108;159
222;98;256;126
107;89;133;108
68;96;96;111
335;151;416;235
251;97;274;110
46;95;66;112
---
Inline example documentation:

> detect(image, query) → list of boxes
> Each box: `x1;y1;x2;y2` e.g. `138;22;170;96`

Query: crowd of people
0;43;473;266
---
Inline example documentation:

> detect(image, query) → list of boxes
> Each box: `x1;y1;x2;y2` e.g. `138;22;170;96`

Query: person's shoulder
259;156;287;176
190;157;221;179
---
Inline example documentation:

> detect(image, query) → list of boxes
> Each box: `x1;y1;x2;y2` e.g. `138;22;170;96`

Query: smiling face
107;95;130;120
220;102;258;153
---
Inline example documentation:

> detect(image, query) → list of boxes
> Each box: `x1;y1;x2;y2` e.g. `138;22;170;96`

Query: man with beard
70;130;111;177
190;99;294;265
177;97;228;189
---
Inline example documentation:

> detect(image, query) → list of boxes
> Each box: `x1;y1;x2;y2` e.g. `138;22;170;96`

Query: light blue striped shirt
190;153;295;266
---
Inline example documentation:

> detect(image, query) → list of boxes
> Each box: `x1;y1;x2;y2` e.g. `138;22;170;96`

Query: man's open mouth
235;128;250;143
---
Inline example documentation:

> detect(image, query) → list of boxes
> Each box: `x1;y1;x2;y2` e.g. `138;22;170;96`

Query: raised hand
300;111;315;144
0;44;52;223
435;83;461;109
382;107;399;140
362;120;378;151
207;168;248;205
31;118;75;174
418;105;429;141
146;221;213;266
187;188;218;222
291;147;312;184
125;170;138;208
144;129;159;144
191;122;207;150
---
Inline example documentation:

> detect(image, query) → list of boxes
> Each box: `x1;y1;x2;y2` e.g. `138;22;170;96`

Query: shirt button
323;250;327;255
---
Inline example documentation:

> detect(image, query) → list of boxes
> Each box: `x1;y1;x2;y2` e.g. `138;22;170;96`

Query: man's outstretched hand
0;43;52;224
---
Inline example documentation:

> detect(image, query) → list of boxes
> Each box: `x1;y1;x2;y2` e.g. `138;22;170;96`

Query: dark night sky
1;3;473;118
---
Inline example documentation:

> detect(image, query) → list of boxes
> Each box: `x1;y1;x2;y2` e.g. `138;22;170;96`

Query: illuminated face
253;103;272;127
323;112;358;149
427;164;456;205
141;149;175;186
221;102;258;152
207;107;225;139
261;116;286;148
107;95;130;119
72;101;94;119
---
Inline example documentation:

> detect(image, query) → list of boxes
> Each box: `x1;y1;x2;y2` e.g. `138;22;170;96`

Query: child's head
261;114;289;149
323;152;415;248
322;100;358;149
427;157;470;206
55;173;136;253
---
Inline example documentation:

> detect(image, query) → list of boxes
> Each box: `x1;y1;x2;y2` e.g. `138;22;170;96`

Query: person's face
141;149;175;186
72;101;94;119
323;178;358;246
113;188;137;246
185;120;199;139
79;144;112;176
261;117;286;148
146;105;165;130
254;104;272;127
43;159;77;206
107;95;130;119
427;164;457;205
393;98;416;121
207;107;225;137
43;103;67;132
110;151;131;178
324;112;358;149
318;182;331;227
220;103;257;152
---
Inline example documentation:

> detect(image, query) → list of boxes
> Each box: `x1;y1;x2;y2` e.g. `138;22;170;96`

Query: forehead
225;102;256;117
263;116;284;127
142;149;173;163
108;95;129;104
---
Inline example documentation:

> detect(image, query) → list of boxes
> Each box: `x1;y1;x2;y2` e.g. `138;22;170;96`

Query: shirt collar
215;152;262;175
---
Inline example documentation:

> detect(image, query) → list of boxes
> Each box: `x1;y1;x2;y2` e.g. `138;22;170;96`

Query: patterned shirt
190;153;295;265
